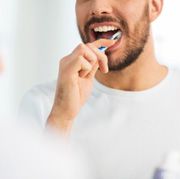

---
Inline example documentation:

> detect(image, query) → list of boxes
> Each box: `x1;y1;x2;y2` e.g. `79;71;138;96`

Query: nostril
91;6;112;16
102;11;109;14
92;11;109;16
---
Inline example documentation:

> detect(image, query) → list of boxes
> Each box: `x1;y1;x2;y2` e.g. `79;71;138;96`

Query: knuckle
87;43;95;49
60;55;68;64
86;44;98;61
59;58;65;66
59;55;72;70
98;52;106;59
91;55;98;62
77;55;84;63
85;63;92;71
99;54;108;62
78;43;86;53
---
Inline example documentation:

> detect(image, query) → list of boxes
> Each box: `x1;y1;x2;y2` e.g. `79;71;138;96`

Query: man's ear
149;0;163;22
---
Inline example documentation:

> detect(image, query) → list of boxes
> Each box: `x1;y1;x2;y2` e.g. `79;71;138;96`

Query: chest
71;95;180;179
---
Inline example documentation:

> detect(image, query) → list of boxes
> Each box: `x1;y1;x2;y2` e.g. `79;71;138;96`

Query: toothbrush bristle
111;31;121;40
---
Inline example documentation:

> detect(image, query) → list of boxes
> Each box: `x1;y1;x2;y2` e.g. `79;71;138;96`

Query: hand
47;39;115;135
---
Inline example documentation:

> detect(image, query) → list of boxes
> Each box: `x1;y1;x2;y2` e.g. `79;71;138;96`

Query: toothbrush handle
99;46;107;52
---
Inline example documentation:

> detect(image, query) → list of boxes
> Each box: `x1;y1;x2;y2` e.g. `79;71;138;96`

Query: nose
90;0;113;16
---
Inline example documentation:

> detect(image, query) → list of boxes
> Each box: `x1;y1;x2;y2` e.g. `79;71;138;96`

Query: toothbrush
98;31;121;52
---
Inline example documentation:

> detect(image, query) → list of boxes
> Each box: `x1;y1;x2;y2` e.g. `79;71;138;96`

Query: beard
77;4;150;71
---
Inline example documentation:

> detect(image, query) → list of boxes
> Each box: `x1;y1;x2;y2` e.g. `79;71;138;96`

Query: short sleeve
18;84;55;130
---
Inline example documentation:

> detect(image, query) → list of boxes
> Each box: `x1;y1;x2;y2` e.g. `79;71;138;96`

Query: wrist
47;108;74;135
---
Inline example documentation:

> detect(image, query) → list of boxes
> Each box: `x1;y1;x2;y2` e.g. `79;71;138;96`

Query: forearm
47;107;74;136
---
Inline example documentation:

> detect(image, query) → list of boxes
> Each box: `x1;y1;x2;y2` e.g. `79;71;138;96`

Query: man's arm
47;39;115;135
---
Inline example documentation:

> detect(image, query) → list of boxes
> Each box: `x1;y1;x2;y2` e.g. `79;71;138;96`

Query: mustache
84;16;129;35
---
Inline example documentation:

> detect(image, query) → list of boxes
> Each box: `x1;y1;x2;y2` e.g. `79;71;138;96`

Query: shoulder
18;81;56;128
26;80;56;98
20;80;56;110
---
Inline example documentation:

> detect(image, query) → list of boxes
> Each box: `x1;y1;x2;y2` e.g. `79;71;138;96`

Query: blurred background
0;0;180;118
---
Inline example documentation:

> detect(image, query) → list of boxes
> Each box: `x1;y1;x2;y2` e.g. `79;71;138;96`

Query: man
19;0;180;178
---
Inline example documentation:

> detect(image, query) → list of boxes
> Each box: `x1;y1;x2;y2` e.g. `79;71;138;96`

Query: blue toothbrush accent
99;46;108;52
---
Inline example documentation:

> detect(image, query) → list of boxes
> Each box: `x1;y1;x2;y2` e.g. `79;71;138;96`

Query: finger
91;39;116;49
77;56;92;78
87;61;99;79
72;43;98;65
87;43;109;73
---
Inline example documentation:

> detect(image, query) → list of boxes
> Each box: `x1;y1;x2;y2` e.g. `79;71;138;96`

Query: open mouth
90;25;122;41
89;24;123;51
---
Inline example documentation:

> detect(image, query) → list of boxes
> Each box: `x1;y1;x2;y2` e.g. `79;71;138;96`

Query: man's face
76;0;150;71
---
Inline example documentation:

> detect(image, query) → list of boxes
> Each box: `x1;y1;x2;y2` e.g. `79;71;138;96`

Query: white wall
12;0;80;114
153;0;180;68
1;0;180;117
0;0;18;117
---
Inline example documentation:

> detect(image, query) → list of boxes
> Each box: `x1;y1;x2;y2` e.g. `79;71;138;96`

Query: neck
95;36;168;91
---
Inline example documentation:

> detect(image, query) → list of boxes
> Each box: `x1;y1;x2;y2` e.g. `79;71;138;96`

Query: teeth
94;26;118;32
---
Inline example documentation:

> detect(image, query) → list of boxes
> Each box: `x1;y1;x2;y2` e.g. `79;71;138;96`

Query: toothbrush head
98;31;122;52
110;31;121;40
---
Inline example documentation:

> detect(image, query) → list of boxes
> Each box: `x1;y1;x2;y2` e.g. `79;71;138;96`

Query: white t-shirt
19;67;180;179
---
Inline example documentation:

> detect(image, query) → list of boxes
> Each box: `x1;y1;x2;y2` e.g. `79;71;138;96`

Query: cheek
76;8;87;29
117;1;147;25
76;2;90;21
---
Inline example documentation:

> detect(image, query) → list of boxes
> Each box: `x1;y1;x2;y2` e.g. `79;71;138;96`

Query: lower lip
107;34;123;52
